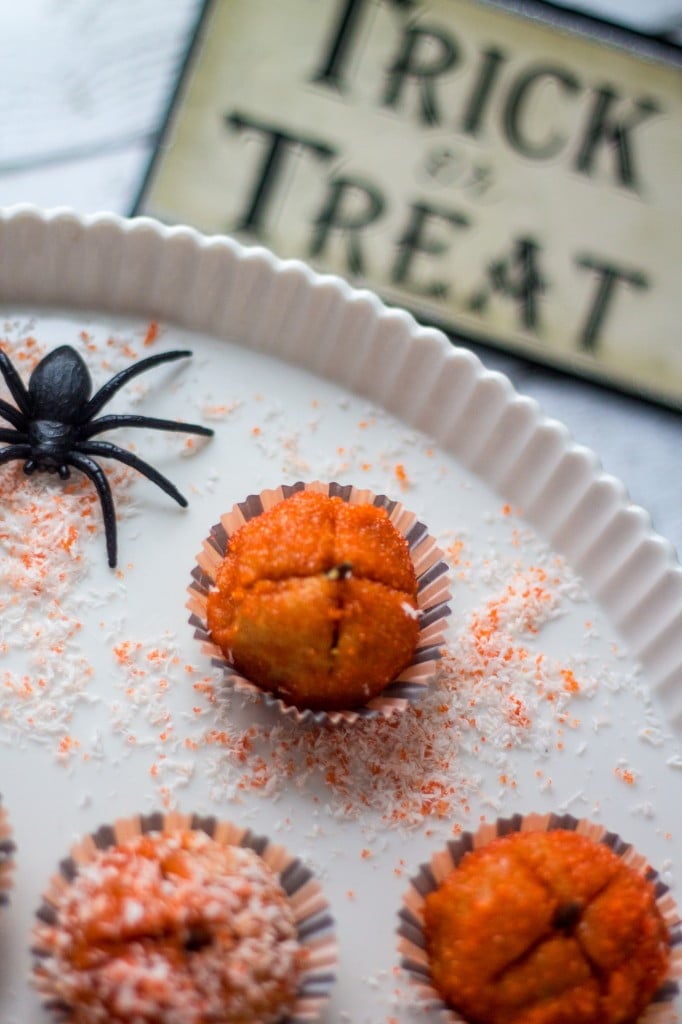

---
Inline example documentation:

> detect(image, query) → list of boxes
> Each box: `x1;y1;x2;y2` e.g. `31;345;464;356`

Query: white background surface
1;0;680;561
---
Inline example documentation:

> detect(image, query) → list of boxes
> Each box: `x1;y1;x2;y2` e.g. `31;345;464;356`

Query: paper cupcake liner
32;811;337;1023
0;796;14;903
187;480;451;727
397;812;682;1024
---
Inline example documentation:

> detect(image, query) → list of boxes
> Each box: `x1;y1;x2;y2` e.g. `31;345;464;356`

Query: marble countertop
1;0;680;556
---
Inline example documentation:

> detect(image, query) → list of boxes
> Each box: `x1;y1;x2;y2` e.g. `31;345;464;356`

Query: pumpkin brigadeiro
206;490;420;711
33;828;304;1024
423;828;671;1024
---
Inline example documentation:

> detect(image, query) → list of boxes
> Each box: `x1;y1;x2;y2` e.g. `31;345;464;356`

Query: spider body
25;419;78;476
0;344;214;567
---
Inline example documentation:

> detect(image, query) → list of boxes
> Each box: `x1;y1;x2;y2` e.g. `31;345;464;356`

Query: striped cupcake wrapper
32;810;337;1023
188;480;451;727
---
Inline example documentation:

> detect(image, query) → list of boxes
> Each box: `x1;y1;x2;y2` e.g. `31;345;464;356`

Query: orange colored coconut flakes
219;565;579;823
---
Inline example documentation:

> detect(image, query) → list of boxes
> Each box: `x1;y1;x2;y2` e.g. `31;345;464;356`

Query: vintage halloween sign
135;0;682;407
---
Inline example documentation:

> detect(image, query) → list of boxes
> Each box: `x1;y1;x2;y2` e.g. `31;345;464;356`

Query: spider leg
79;413;213;440
0;428;28;444
0;397;27;431
80;350;195;422
0;351;31;417
67;452;117;568
75;440;188;507
0;443;31;467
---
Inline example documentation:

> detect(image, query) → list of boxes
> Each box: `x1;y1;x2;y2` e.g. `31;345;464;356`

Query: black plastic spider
0;344;214;568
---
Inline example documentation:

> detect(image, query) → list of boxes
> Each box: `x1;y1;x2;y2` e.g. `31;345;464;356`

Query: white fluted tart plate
0;207;680;1023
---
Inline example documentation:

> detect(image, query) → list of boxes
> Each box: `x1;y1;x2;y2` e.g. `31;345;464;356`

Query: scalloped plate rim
0;203;679;734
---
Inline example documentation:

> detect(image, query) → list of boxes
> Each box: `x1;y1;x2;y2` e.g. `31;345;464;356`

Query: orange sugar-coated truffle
33;829;304;1024
206;490;420;710
423;829;670;1024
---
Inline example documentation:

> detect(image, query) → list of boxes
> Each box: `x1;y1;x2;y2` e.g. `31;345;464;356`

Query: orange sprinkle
394;463;410;489
615;766;637;786
57;735;80;755
113;641;136;664
146;649;167;664
143;320;159;346
561;668;581;693
447;539;464;565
